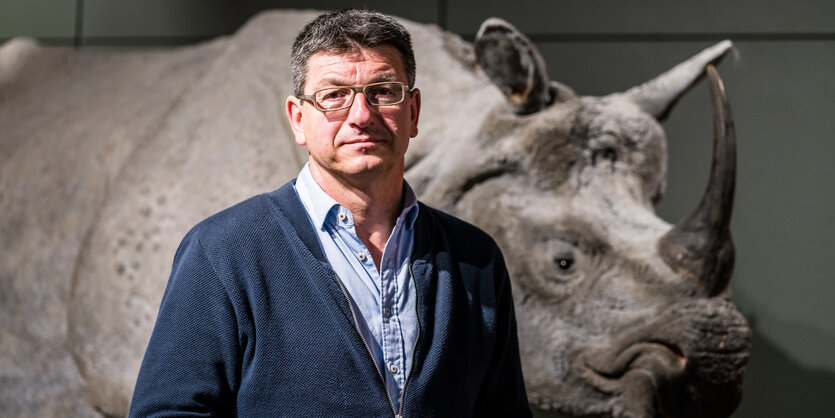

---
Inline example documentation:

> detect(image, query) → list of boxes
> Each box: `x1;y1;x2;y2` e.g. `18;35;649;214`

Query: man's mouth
340;136;385;145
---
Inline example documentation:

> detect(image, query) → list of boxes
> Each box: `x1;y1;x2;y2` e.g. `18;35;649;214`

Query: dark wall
3;1;834;416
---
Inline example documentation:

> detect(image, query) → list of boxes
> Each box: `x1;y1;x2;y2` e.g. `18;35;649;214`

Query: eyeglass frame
297;81;412;112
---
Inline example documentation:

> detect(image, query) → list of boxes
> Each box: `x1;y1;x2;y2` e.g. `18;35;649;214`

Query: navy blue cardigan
130;182;531;417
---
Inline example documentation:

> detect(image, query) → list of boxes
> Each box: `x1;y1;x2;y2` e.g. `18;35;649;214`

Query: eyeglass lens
314;82;405;110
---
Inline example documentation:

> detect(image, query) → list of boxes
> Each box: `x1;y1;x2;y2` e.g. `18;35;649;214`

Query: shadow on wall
531;323;835;418
733;321;835;418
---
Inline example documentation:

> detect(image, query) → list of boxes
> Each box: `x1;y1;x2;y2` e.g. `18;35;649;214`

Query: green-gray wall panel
733;330;835;417
0;0;75;39
447;0;835;35
725;40;835;372
81;0;440;41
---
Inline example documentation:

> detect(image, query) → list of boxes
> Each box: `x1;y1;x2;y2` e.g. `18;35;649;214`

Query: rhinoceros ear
475;17;553;115
624;40;734;121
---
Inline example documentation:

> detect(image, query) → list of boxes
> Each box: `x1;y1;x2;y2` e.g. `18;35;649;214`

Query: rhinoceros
0;10;750;418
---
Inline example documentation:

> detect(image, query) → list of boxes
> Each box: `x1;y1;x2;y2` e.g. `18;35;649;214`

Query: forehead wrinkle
305;46;407;90
317;73;398;88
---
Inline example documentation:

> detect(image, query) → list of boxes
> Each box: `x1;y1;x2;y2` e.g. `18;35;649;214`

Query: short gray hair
290;9;416;96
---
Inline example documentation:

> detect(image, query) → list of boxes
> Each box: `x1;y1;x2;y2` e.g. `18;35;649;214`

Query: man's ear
409;88;421;138
286;95;307;145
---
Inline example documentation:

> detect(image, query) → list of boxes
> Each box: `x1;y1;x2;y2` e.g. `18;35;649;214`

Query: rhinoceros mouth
576;339;689;415
582;340;686;390
574;299;751;417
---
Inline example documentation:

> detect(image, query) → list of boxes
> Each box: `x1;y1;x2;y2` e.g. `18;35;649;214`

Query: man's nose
346;91;374;124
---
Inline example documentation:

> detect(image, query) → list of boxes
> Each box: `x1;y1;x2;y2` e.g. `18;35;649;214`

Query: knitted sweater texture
130;181;531;417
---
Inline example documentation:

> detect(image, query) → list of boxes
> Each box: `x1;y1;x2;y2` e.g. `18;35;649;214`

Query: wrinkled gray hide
0;10;751;418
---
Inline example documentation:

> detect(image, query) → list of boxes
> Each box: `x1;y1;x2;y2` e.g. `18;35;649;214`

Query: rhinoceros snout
574;298;751;418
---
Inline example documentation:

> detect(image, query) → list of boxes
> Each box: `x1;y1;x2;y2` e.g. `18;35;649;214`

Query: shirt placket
380;237;405;388
338;208;407;389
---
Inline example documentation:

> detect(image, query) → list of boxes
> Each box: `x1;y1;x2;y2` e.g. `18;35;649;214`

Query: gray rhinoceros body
0;10;750;418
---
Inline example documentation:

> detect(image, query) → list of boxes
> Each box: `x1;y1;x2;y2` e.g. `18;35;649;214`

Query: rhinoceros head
408;18;751;417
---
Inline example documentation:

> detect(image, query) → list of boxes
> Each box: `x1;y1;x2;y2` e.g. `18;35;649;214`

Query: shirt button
389;364;398;373
338;212;346;221
384;308;391;316
357;253;366;261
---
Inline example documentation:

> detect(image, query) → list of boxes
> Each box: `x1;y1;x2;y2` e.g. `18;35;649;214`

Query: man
131;9;531;417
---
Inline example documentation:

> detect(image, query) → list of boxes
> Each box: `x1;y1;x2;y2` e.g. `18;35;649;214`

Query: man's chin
332;155;398;177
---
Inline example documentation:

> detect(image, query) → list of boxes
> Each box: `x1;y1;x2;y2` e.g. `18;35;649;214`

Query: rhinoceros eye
553;254;575;272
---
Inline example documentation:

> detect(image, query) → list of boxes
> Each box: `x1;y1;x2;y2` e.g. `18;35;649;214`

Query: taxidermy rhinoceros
0;10;750;418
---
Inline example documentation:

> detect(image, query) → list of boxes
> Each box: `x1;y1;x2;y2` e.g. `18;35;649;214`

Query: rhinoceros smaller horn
658;65;736;296
474;17;553;115
625;40;733;121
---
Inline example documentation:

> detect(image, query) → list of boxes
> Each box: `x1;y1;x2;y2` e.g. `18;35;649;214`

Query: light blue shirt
294;164;419;411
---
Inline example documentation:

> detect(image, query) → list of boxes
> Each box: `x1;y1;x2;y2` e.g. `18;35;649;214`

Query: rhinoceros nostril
591;146;618;166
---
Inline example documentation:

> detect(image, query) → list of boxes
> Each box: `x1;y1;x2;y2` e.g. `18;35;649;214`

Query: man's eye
319;89;349;101
368;86;396;97
372;87;394;96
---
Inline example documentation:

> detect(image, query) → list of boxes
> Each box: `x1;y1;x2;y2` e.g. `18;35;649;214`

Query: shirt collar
400;181;420;230
295;163;420;231
295;163;340;231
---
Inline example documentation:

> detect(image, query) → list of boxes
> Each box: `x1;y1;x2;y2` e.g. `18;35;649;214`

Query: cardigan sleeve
129;229;241;417
473;249;533;417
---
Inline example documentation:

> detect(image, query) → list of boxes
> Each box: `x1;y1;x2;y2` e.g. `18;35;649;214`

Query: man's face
286;45;421;181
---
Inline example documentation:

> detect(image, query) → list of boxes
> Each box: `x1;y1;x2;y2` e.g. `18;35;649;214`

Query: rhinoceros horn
625;40;733;121
658;65;737;296
474;17;553;114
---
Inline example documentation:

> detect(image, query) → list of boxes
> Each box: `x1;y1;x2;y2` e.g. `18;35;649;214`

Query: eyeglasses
298;81;409;112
